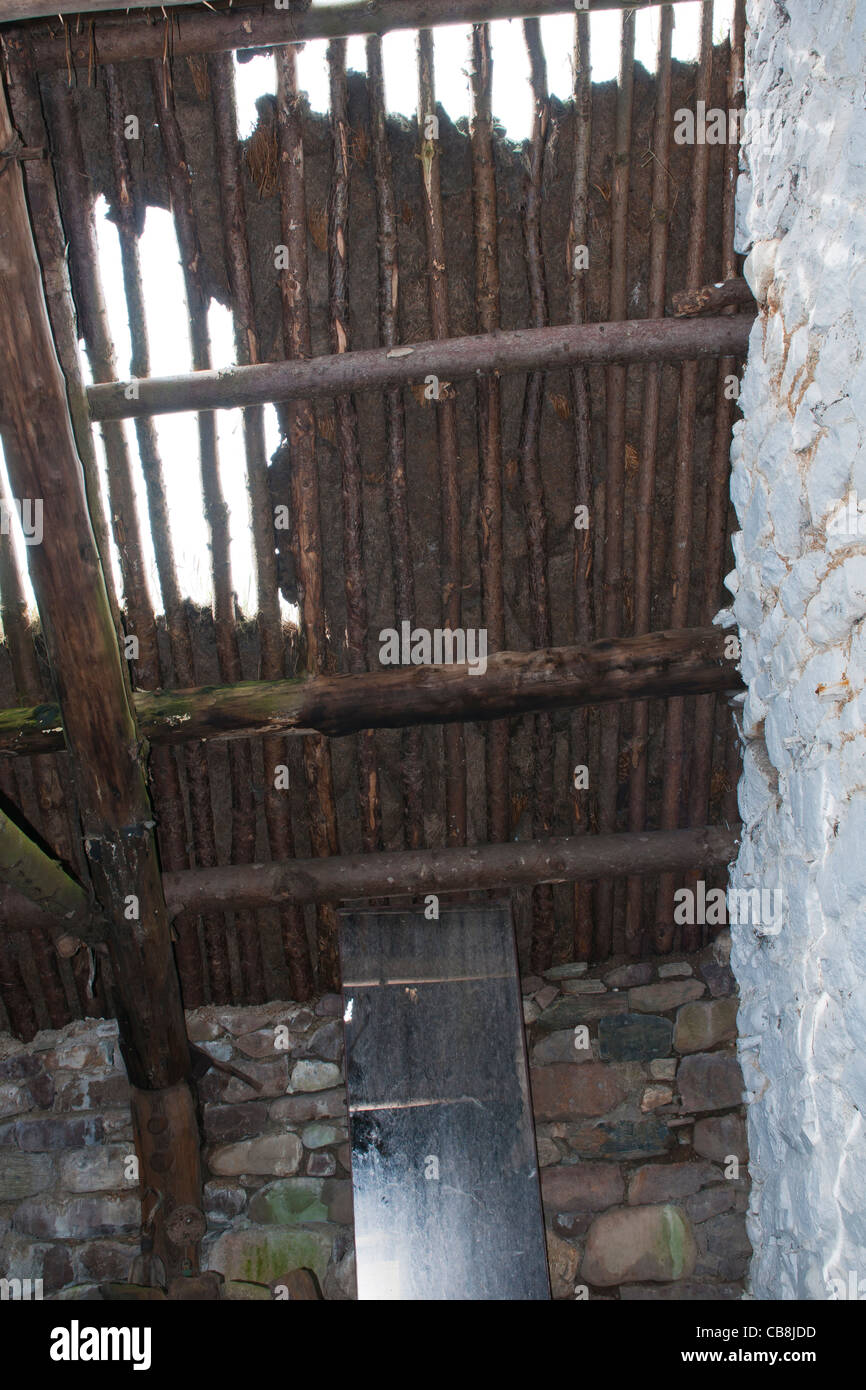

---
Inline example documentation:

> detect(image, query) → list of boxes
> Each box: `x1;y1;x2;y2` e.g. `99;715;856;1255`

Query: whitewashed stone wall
728;0;866;1300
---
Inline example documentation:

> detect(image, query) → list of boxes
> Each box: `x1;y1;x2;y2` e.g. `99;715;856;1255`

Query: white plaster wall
728;0;866;1299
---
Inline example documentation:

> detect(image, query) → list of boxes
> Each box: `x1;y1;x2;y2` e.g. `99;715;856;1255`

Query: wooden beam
87;313;754;422
673;276;754;317
0;626;744;755
163;825;740;916
0;803;99;932
1;823;741;935
0;881;108;944
0;74;188;1092
25;2;694;71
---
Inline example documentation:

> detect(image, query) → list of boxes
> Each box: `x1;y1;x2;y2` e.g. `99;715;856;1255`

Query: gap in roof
234;2;735;144
91;198;270;621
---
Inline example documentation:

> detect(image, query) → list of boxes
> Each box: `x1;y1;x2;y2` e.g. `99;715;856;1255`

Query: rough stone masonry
0;941;747;1301
728;0;866;1298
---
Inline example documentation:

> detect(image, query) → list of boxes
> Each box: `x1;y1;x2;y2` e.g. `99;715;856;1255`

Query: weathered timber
469;21;508;846
275;43;341;990
104;62;218;1010
0;77;188;1091
0;882;108;944
0;457;80;1021
0;627;744;755
366;34;425;850
87;314;755;422
418;28;466;847
521;18;555;971
2;824;741;938
569;5;594;961
0;928;37;1038
596;8;635;959
656;0;715;954
209;48;313;999
130;1082;203;1284
27;2;695;70
626;3;674;953
673;276;754;317
0;803;97;933
686;0;747;951
45;76;160;688
152;56;255;1003
45;71;202;1004
2;41;120;637
329;38;382;857
164;825;740;917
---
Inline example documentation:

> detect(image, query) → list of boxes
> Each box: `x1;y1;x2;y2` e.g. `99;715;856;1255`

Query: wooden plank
341;904;549;1300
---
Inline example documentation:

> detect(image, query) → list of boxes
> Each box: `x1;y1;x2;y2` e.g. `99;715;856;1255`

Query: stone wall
727;0;866;1299
0;939;747;1301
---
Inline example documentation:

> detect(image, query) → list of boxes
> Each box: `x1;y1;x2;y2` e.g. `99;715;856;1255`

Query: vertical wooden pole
0;69;199;1281
569;6;594;961
208;50;314;999
625;4;674;954
327;38;382;856
275;44;342;990
596;8;635;960
151;60;257;1001
687;0;745;948
655;0;714;953
417;29;467;849
44;75;205;1007
469;22;509;847
366;35;425;851
521;19;556;972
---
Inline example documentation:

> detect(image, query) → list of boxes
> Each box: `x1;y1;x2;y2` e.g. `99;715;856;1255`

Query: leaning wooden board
339;903;550;1300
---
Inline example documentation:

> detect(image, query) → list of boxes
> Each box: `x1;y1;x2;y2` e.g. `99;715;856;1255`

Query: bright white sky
1;1;734;630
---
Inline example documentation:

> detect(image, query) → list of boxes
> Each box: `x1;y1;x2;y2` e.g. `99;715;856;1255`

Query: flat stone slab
598;1013;673;1062
628;980;706;1013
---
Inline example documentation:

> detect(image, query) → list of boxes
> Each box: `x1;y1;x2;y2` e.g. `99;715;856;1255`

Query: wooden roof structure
0;0;748;1290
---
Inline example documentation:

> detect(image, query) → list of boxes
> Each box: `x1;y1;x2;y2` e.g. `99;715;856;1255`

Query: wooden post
0;71;198;1285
